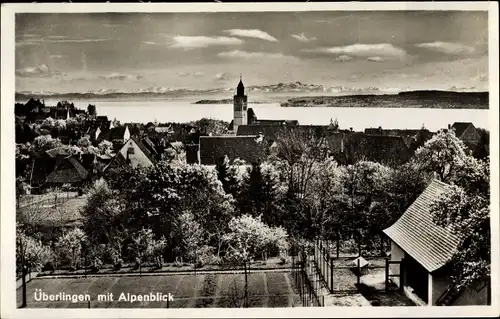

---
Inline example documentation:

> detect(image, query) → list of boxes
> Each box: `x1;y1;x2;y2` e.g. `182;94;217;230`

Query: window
127;146;135;155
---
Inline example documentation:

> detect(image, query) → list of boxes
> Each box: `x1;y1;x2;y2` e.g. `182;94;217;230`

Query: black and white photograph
1;2;498;318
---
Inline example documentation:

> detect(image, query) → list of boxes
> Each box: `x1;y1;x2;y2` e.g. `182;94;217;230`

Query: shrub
113;259;123;271
194;245;216;268
90;257;103;273
42;261;55;272
279;255;289;265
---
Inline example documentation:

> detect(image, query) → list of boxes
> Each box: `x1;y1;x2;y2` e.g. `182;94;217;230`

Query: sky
15;11;489;93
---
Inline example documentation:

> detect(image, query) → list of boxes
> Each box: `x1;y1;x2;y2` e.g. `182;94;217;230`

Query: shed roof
45;156;89;184
383;179;461;272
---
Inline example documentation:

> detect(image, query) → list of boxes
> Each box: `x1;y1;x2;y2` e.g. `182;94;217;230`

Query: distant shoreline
15;90;489;110
192;99;269;104
280;91;489;109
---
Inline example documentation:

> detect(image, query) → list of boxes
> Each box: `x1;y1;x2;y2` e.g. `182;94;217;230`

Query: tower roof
237;74;245;96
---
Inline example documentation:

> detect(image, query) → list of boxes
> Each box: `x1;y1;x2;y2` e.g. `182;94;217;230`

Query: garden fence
313;239;403;294
291;251;324;307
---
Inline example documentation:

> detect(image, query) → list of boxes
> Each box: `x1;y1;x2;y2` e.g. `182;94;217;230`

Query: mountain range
15;82;487;101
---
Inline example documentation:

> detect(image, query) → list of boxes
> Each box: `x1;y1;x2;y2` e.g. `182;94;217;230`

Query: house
450;122;481;150
364;127;434;150
194;135;268;165
343;133;411;165
383;179;490;306
104;135;157;171
44;156;89;190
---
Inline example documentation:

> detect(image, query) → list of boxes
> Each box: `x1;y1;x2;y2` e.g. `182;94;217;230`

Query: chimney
448;124;451;129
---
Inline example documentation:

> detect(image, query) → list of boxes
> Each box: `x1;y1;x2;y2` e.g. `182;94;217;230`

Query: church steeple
233;73;248;132
237;74;245;96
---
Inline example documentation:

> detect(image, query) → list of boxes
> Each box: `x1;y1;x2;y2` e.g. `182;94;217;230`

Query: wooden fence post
385;259;389;292
400;258;404;291
336;236;340;258
357;258;361;288
330;259;334;293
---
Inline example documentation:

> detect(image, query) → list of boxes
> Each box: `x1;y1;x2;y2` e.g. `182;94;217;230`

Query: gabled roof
199;135;267;165
104;152;129;171
345;133;410;165
103;135;156;171
383;179;460;272
451;122;474;137
45;156;89;184
130;135;156;163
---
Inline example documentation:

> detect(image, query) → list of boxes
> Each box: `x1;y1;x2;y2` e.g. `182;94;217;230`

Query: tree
223;214;289;263
430;184;490;290
129;228;167;269
32;135;63;155
171;211;203;262
305;158;347;239
413;130;468;183
190;118;230;136
54;228;87;270
16;176;27;206
273;127;328;196
97;140;114;155
121;162;234;248
77;136;98;154
81;179;127;246
87;104;97;116
16;224;52;308
340;161;392;240
222;214;289;307
16;225;51;275
216;155;242;199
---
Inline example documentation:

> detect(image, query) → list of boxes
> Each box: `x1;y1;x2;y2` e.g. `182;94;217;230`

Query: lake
39;98;490;131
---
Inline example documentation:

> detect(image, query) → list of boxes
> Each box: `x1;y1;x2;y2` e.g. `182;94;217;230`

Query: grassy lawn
17;271;301;308
17;194;87;227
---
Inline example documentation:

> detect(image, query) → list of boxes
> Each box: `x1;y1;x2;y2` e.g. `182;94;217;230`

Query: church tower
233;75;248;132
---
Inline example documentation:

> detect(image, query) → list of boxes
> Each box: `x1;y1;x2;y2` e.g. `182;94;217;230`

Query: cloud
142;41;157;45
176;71;204;78
214;72;231;81
40;37;109;43
170;35;243;49
223;29;278;42
291;33;316;43
367;56;386;62
414;42;476;55
102;24;124;28
16;64;52;78
16;42;37;47
17;36;108;46
218;50;298;61
336;55;353;62
303;43;407;59
49;54;66;59
98;73;143;81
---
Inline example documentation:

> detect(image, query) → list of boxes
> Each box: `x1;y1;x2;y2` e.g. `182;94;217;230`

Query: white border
1;2;499;318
